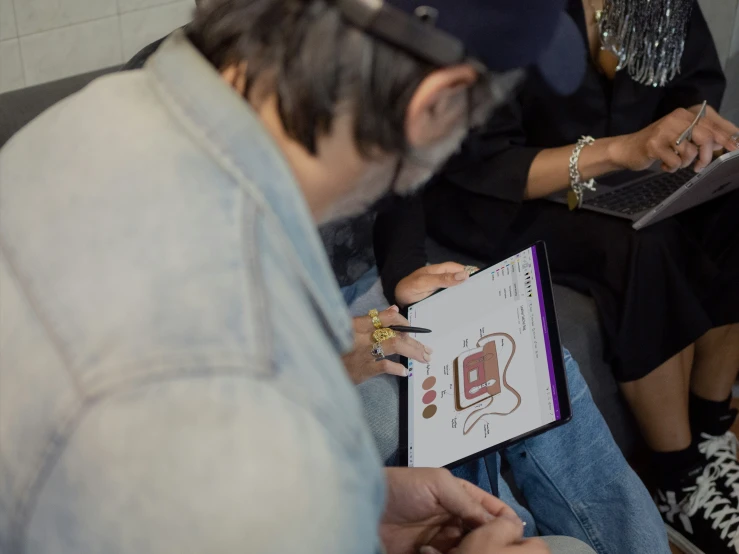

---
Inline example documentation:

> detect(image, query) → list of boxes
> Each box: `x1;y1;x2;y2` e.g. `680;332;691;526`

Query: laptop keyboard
584;168;695;216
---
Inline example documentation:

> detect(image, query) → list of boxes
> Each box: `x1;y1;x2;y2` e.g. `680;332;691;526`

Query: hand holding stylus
342;306;432;384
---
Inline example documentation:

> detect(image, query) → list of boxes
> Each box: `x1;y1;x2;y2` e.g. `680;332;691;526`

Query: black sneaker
699;431;739;504
655;463;739;553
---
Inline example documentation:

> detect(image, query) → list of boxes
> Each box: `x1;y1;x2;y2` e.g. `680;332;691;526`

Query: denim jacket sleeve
25;374;376;554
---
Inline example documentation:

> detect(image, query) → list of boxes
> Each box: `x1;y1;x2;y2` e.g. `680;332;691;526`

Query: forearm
524;136;624;199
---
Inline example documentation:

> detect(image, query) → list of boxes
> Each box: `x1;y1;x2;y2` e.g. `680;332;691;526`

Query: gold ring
372;328;397;343
368;309;382;329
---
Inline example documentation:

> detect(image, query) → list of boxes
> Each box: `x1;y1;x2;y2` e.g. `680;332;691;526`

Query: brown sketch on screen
453;333;521;435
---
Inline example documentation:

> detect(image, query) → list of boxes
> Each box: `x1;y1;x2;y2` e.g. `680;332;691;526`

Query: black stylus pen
388;325;432;334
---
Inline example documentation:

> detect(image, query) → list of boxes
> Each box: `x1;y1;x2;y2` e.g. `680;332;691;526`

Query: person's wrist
605;135;629;170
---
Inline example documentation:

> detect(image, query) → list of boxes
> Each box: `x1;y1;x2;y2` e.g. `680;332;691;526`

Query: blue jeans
360;351;670;554
345;273;669;554
340;267;380;306
449;350;670;553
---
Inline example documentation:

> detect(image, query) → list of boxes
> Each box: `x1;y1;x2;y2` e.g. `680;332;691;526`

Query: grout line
9;0;20;38
9;0;27;88
118;0;188;17
14;14;119;40
117;2;126;63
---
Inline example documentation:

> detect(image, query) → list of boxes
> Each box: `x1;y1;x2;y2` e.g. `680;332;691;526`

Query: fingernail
403;368;409;377
424;345;433;354
483;511;495;522
389;305;399;312
423;352;432;362
502;513;524;527
454;272;467;281
420;547;443;554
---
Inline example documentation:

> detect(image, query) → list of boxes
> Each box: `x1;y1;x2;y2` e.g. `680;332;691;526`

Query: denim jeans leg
502;349;670;554
340;266;380;307
451;456;537;537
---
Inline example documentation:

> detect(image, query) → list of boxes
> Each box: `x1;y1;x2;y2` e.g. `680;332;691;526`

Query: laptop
549;149;739;230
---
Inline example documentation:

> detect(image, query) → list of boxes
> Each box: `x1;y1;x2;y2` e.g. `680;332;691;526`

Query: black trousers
427;186;739;382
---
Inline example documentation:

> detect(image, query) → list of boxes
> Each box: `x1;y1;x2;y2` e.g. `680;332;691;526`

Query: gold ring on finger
372;328;397;343
368;309;383;330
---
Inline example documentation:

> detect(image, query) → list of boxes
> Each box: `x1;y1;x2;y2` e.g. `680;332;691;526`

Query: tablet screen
405;243;567;468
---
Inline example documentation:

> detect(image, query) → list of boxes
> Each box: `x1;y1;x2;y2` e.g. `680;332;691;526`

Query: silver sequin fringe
599;0;694;87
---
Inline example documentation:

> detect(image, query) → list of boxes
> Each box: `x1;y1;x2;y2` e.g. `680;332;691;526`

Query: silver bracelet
568;136;597;210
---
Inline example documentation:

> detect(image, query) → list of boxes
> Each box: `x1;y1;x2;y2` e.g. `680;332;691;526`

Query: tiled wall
699;0;739;124
0;0;737;116
0;0;195;93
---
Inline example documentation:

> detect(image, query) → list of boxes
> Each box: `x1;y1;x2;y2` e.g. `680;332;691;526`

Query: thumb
433;472;496;528
420;271;468;292
454;517;525;552
424;261;468;275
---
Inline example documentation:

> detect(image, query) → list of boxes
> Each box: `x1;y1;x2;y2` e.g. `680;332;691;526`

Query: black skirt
426;186;739;383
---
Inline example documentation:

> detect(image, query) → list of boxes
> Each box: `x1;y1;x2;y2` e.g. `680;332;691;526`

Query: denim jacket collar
146;31;354;352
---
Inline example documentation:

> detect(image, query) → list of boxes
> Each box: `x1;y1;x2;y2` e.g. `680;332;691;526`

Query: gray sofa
0;69;643;459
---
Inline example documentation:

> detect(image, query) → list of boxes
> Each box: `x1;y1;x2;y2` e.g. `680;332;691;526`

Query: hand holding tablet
400;242;572;469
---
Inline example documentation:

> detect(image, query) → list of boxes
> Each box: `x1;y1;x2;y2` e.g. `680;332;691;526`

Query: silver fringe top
599;0;695;87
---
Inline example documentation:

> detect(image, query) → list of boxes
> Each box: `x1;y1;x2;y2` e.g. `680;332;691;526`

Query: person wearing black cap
0;0;600;553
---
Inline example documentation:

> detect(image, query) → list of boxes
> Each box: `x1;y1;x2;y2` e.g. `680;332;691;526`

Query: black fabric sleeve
374;194;428;305
655;4;726;117
439;98;543;204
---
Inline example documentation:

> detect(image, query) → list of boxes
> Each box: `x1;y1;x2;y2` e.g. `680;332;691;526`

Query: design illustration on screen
454;333;521;435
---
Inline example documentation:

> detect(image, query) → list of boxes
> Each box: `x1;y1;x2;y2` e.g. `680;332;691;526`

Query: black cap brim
535;12;586;95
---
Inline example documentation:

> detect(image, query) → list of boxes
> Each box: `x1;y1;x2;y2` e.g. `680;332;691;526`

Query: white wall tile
699;0;738;68
731;17;739;57
120;0;193;60
0;0;17;40
117;0;190;15
13;0;118;36
0;38;24;92
20;17;122;86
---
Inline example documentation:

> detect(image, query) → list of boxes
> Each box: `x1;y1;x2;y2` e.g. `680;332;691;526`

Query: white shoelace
683;464;739;549
699;432;739;498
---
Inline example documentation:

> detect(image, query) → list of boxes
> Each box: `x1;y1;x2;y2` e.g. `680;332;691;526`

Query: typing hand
612;106;738;174
690;104;739;143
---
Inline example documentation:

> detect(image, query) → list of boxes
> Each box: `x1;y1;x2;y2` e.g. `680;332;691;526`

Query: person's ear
405;64;478;148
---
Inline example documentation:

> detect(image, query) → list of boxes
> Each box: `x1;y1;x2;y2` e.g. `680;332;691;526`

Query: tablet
400;241;571;469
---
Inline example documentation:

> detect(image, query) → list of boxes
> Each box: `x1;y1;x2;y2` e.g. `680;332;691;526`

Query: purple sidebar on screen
531;245;560;420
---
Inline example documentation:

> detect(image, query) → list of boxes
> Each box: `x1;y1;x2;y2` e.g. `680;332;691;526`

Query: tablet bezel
398;240;572;469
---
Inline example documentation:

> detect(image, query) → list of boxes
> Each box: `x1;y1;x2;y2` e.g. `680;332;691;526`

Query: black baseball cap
337;0;585;94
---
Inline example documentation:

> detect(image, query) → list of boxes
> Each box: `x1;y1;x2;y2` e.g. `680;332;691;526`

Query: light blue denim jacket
0;32;384;554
